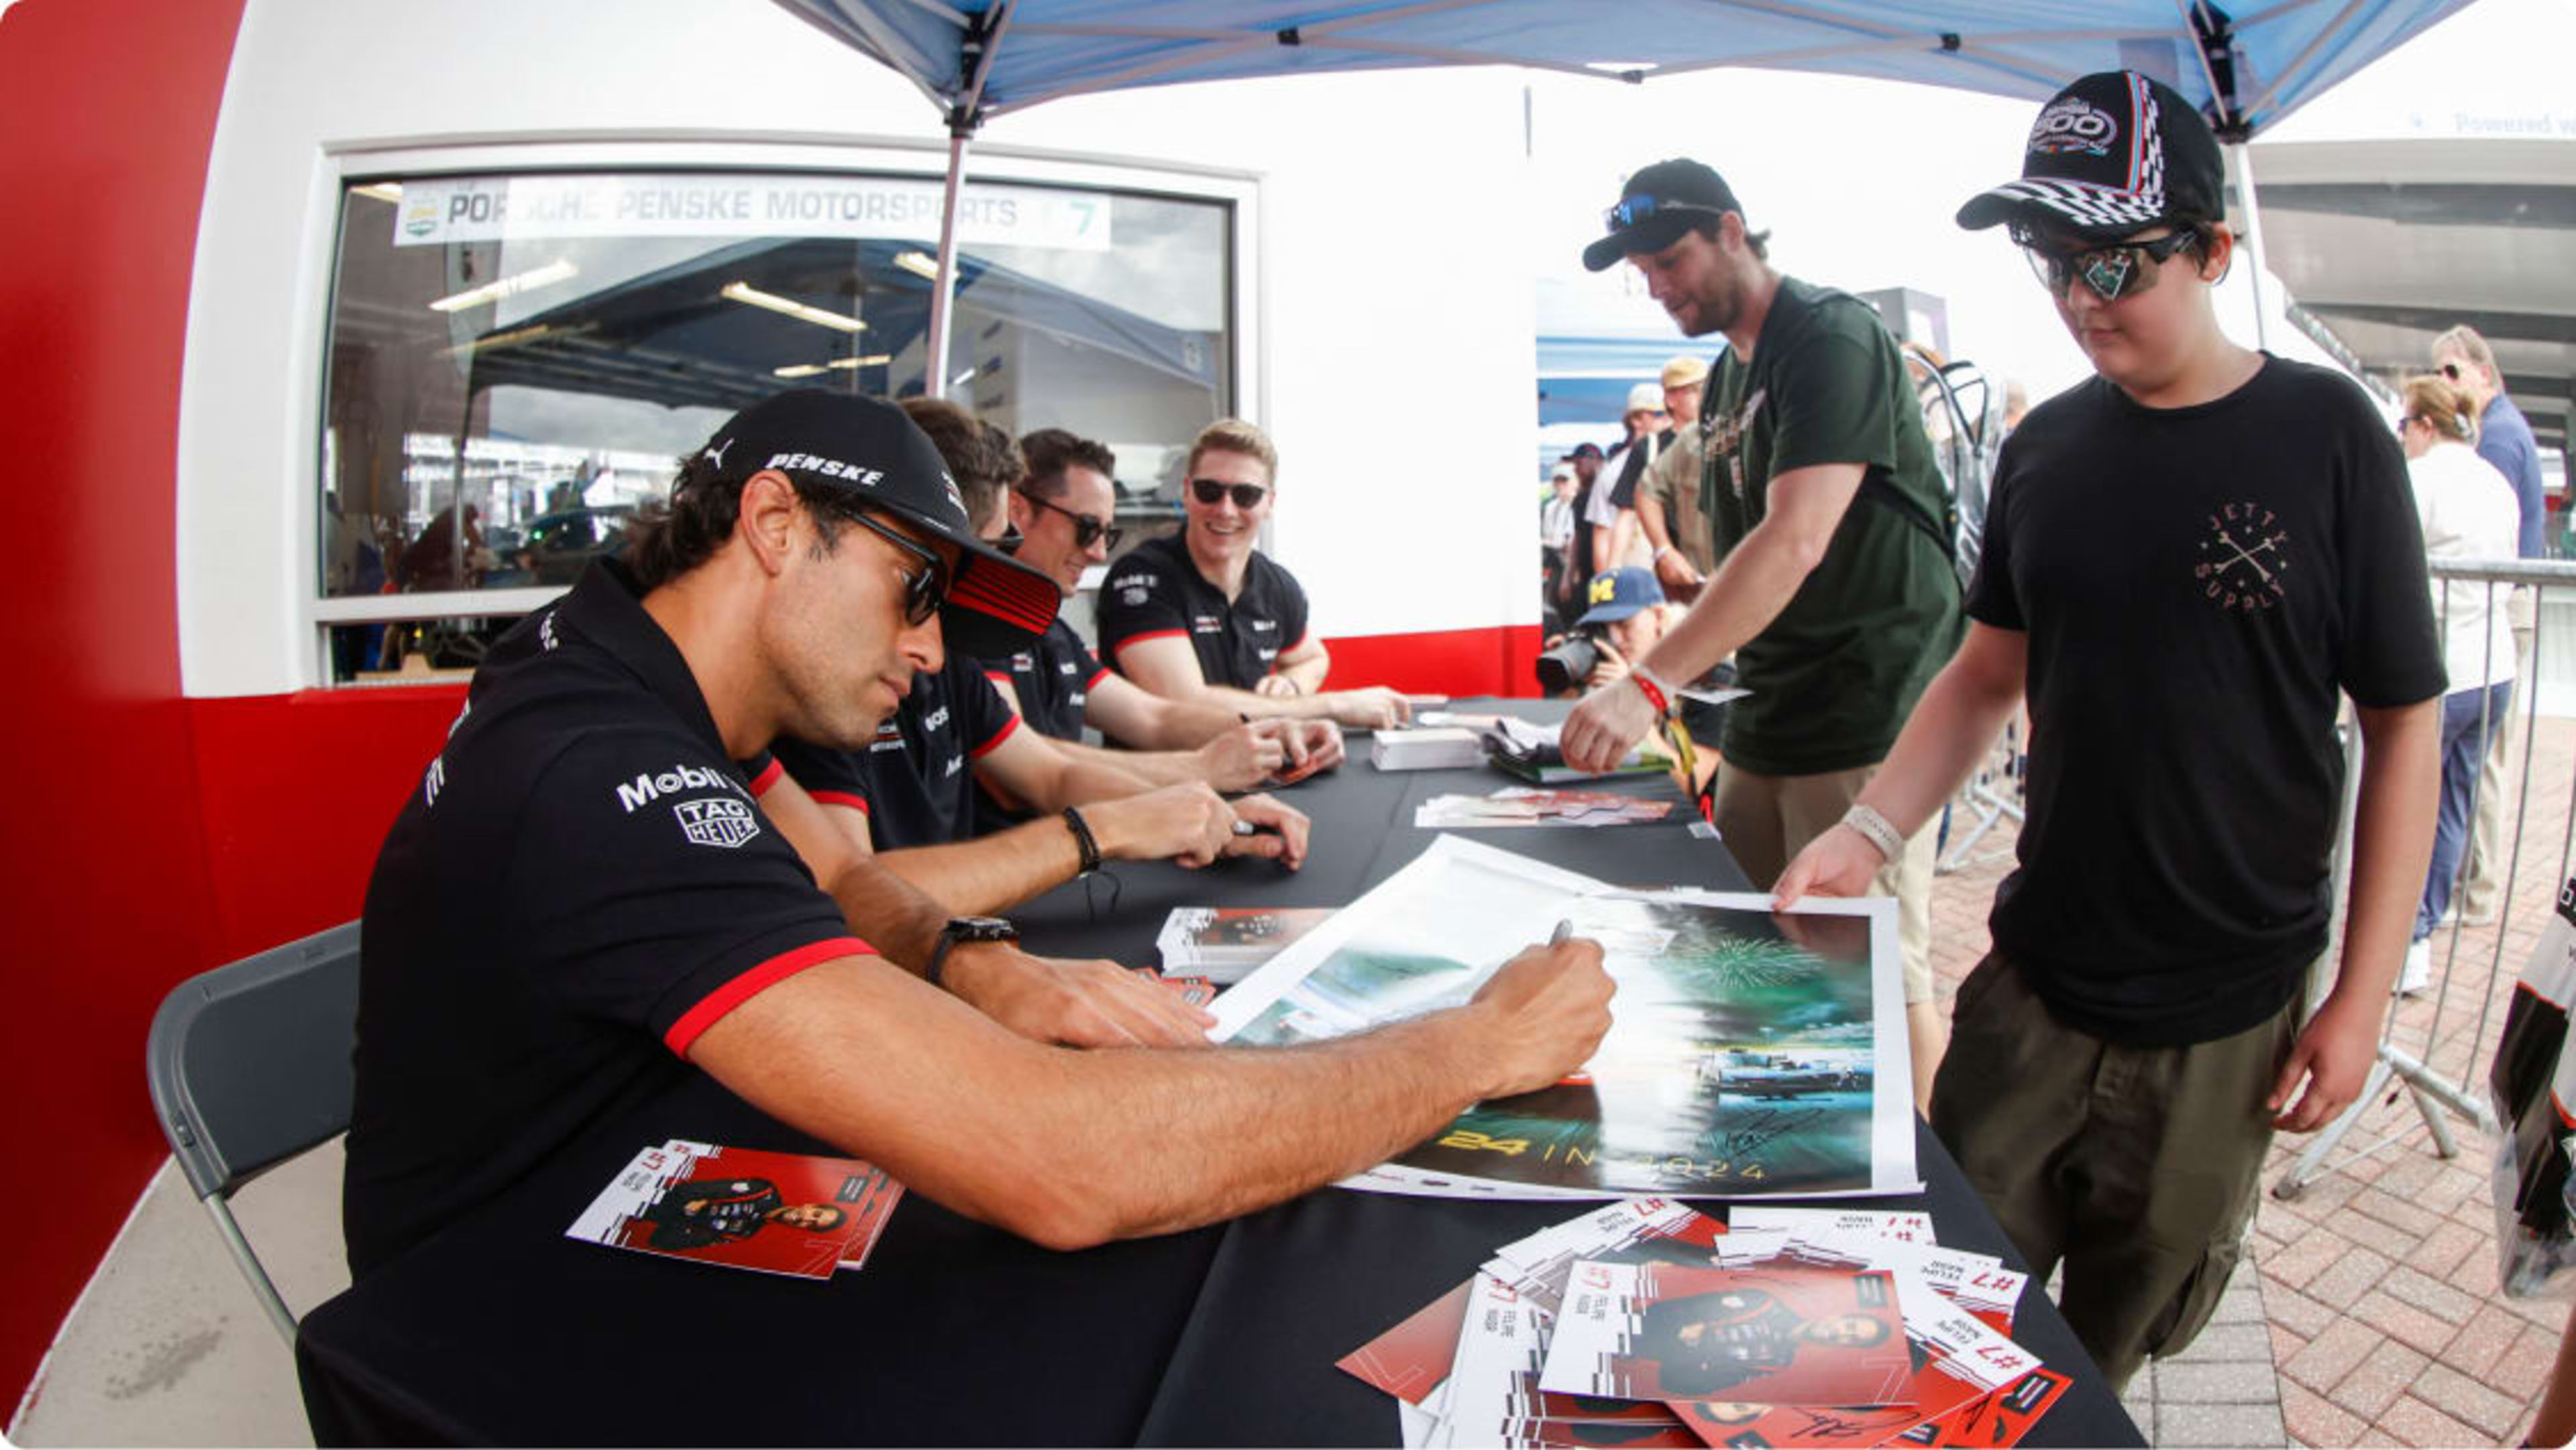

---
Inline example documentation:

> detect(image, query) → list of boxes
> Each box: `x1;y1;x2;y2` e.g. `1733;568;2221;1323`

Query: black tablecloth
298;708;2142;1447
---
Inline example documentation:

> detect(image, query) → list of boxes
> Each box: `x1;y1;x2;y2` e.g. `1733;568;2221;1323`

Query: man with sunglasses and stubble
1768;72;2442;1392
347;388;1616;1275
987;427;1345;789
1099;419;1413;731
1557;156;1962;1113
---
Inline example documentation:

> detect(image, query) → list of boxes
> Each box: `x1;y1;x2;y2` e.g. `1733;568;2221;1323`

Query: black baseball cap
1582;159;1744;273
1560;441;1604;461
692;390;1059;657
1956;70;2225;240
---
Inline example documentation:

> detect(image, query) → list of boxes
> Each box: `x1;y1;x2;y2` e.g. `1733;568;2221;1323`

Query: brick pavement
1921;718;2576;1446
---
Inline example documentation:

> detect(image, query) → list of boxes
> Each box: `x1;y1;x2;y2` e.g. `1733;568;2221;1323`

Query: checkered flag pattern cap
1957;70;2222;239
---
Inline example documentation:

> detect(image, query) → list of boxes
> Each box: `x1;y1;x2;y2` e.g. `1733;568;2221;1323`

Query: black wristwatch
925;915;1018;989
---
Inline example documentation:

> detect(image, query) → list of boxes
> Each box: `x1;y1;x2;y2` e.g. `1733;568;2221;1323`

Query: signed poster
1210;836;1919;1199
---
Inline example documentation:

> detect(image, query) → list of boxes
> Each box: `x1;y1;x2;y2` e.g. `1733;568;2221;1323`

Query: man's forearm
1051;735;1205;788
721;964;1502;1250
814;857;957;970
1094;689;1240;752
1638;518;1817;685
874;818;1087;917
2333;699;2441;1002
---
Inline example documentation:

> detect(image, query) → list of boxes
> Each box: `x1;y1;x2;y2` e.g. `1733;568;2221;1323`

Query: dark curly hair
622;449;875;591
1018;427;1118;502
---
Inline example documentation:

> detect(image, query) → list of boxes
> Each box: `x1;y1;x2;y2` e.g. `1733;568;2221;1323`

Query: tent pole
2227;139;2274;351
926;126;971;400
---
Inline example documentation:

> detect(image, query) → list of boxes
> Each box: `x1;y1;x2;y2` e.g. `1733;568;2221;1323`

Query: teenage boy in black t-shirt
1773;72;2442;1390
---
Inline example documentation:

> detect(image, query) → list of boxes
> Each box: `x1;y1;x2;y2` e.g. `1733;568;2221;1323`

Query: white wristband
1841;803;1904;865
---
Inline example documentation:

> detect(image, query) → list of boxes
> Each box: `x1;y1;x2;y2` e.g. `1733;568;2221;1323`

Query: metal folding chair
144;921;361;1345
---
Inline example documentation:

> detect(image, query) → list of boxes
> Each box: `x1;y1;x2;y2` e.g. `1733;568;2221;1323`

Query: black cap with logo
1581;158;1746;273
692;390;1059;658
1956;70;2226;240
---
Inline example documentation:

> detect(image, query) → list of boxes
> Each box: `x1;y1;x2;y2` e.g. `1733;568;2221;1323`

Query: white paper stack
1370;726;1485;771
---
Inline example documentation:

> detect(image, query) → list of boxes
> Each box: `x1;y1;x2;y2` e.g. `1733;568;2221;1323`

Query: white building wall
178;0;1539;698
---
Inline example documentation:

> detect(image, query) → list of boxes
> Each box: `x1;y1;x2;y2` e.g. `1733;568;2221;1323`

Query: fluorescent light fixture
439;323;557;359
894;250;943;281
1584;60;1658;72
428;258;578;313
722;281;866;333
951;368;978;387
773;354;894;379
350;182;403;204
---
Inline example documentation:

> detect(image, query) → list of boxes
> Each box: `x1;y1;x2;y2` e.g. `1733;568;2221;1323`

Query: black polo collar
551;559;730;761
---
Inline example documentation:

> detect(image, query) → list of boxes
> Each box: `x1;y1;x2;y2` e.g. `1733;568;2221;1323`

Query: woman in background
2398;372;2519;995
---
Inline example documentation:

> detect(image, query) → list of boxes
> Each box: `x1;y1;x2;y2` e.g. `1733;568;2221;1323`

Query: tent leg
2227;140;2273;351
926;128;972;400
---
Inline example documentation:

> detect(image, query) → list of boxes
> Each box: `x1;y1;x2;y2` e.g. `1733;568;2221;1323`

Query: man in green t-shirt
1560;158;1963;1111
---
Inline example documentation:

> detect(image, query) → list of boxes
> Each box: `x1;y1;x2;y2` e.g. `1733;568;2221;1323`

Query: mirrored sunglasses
1605;193;1731;231
2017;230;2199;303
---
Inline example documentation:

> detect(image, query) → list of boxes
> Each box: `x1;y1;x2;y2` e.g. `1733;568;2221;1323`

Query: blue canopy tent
772;0;2471;390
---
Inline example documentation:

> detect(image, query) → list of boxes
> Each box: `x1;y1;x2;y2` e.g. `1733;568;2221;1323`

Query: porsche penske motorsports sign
396;173;1112;251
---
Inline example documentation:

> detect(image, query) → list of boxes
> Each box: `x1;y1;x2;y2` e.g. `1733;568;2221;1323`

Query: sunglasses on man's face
1190;478;1269;510
2439;361;2466;383
845;510;951;626
1020;490;1123;550
2017;229;2200;303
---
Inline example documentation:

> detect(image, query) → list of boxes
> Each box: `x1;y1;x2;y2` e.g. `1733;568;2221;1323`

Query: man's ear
737;471;804;578
1006;490;1036;534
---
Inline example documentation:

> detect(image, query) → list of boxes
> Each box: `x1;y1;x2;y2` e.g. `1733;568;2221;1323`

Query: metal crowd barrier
2274;556;2576;1199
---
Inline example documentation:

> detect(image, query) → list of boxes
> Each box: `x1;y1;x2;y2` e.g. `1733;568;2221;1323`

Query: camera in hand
1535;630;1603;697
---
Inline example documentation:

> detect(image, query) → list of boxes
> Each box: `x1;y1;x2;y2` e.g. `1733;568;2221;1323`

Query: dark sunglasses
1018;490;1123;550
844;510;951;626
2017;230;2199;303
1190;478;1269;510
2439;361;2465;382
1605;193;1732;231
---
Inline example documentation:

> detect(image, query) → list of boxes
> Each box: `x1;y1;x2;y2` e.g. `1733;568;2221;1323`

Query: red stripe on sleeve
969;712;1022;759
1085;666;1112;689
1114;628;1189;657
983;669;1015;684
746;757;784;797
665;936;871;1056
810;790;871;816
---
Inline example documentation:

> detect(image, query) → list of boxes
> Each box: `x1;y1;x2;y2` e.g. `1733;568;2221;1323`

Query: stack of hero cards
1336;1202;2070;1449
566;1139;905;1280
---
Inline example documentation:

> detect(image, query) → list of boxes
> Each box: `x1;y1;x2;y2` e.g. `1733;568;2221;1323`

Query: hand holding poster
1210;836;1919;1198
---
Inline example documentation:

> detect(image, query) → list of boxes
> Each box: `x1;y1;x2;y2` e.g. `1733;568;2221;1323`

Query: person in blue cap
1565;565;1674;697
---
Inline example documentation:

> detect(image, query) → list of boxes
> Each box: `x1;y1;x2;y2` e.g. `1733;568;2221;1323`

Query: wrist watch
926;915;1018;989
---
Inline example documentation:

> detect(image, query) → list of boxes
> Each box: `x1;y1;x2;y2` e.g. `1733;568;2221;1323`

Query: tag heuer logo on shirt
1192;615;1222;634
674;797;761;849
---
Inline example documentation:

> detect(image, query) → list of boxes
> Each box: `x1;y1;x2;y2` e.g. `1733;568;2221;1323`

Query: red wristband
1630;669;1670;718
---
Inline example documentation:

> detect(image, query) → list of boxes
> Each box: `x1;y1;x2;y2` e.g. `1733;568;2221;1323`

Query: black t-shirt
346;561;861;1277
771;656;1022;850
1097;531;1311;691
1970;356;2445;1045
1607;431;1666;511
988;618;1108;743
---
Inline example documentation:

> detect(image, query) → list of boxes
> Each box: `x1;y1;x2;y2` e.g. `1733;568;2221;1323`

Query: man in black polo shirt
347;389;1614;1275
1098;419;1411;730
994;427;1342;789
765;402;1310;911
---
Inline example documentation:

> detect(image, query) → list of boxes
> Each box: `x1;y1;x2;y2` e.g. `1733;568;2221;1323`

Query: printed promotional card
1542;1262;1913;1410
565;1140;903;1280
